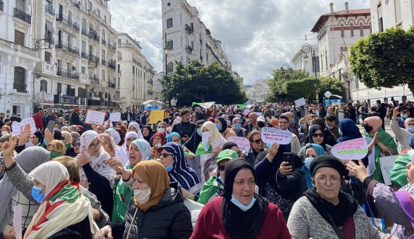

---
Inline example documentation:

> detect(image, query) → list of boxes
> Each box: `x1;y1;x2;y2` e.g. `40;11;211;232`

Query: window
45;51;51;63
118;39;121;45
88;1;92;10
350;23;354;37
395;0;402;23
82;18;86;29
81;66;86;74
118;52;122;61
167;62;173;73
104;15;106;23
14;67;26;93
360;23;364;36
340;24;344;37
167;40;173;50
16;0;25;11
96;9;100;17
167;18;173;28
57;82;62;95
102;49;105;60
40;80;47;93
132;66;135;74
102;30;105;42
14;30;25;46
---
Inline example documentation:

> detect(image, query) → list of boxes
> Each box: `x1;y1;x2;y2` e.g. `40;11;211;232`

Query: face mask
407;126;414;133
202;131;211;151
230;195;256;211
31;186;45;203
233;123;242;130
215;124;222;131
1;131;8;135
326;125;334;130
292;119;297;125
258;122;265;128
157;128;165;133
304;157;314;169
363;124;373;133
401;114;408;119
166;164;173;172
154;143;161;149
197;128;202;136
134;188;151;204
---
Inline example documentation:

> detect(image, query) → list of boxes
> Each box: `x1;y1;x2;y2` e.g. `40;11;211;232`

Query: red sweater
191;197;292;239
33;112;44;130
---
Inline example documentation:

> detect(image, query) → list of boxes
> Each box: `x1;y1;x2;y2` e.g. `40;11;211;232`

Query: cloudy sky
109;0;369;85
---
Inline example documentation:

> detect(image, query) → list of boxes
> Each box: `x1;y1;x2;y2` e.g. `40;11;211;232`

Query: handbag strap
364;201;380;228
327;213;344;239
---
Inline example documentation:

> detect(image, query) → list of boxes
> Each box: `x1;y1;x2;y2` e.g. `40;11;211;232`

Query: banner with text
261;127;292;145
84;110;106;125
331;138;368;160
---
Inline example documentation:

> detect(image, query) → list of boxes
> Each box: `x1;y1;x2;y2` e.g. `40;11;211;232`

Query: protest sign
227;136;251;152
148;110;165;125
84;110;106;125
261;127;292;145
21;117;36;134
379;155;398;185
199;153;217;184
294;98;306;107
109;112;121;122
331;138;368;160
12;122;23;135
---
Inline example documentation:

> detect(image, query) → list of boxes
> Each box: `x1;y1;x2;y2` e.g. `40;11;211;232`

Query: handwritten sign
109;112;121;122
331;138;368;160
84;110;106;125
294;97;306;107
21;117;36;134
379;155;398;185
227;136;251;152
261;127;292;145
12;122;23;135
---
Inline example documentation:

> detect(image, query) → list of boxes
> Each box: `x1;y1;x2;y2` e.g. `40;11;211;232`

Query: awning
142;100;163;105
46;21;55;33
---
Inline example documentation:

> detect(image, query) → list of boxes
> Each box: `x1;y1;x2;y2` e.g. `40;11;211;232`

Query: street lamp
301;43;318;103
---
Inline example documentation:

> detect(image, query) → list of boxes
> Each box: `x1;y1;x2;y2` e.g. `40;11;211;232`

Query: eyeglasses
314;176;341;184
312;133;324;138
218;165;226;171
74;143;80;147
88;141;101;149
253;139;263;144
160;153;172;158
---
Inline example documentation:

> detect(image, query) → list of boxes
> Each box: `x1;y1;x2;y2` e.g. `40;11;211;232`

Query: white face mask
134;188;151;204
202;131;211;151
1;131;8;135
157;128;165;133
154;143;161;149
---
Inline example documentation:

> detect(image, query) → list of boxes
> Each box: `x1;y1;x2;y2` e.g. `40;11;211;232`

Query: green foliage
160;60;247;106
318;77;346;100
267;68;309;101
350;26;414;92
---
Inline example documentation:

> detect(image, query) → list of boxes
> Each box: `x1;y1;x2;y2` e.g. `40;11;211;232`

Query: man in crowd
172;110;196;152
33;108;45;130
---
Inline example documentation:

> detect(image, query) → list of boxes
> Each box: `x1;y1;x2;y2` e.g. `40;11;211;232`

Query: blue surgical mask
230;195;256;211
216;124;222;131
326;125;334;130
402;114;408;119
31;186;45;203
197;128;202;136
233;123;242;130
304;157;314;169
166;164;173;172
407;126;414;133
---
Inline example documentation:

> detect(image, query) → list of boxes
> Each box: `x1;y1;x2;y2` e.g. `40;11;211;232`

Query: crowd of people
0;98;413;238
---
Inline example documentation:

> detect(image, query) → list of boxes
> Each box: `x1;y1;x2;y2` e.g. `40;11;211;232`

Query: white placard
294;97;306;107
13;205;22;239
84;110;106;125
331;138;368;160
227;136;251;152
261;127;292;145
21;117;36;134
12;122;23;135
109;112;121;122
379;155;398;185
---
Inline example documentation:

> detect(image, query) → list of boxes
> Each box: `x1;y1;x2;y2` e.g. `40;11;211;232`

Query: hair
405;117;414;125
310;117;326;129
53;156;80;183
180;110;190;116
247;130;261;142
278;115;289;122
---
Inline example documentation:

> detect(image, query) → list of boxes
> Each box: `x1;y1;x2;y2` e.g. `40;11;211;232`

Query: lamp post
301;43;318;103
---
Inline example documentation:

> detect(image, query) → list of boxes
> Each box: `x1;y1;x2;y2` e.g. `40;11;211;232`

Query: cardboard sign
109;112;121;122
148;110;165;125
261;127;292;145
84;110;106;125
294;97;306;107
331;138;368;160
379;155;398;185
227;136;251;152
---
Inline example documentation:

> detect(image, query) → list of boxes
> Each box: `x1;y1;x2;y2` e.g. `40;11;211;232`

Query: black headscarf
217;117;228;133
142;125;153;143
222;142;238;151
309;124;327;150
221;159;268;239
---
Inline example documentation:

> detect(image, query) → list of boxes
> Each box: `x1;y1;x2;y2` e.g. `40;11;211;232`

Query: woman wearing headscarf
47;139;66;159
77;130;115;217
127;121;144;139
116;128;125;146
109;139;151;224
338;118;362;143
150;131;166;159
141;125;153;143
230;116;246;137
115;131;140;166
94;161;193;239
287;156;388;239
298;124;333;160
195;121;227;156
159;142;202;200
191;159;291;239
62;130;73;153
105;128;122;146
215;116;236;140
363;116;397;183
24;161;96;238
390;134;414;189
167;132;195;159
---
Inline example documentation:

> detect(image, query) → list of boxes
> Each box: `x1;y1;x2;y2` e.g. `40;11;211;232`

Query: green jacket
195;142;212;156
363;128;398;183
197;176;223;205
390;151;412;189
111;164;135;224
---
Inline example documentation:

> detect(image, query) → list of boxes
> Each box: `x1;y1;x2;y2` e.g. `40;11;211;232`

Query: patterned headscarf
161;142;200;191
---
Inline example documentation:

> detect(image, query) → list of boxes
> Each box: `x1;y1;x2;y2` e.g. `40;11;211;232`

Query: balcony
45;4;55;16
88;54;99;63
81;51;88;59
185;24;193;34
13;82;27;93
102;39;106;46
108;43;116;52
0;38;36;58
57;14;78;31
101;59;106;65
89;76;99;85
14;8;31;24
72;22;79;31
88;31;99;41
108;61;116;70
81;28;88;36
186;45;193;53
108;82;116;88
54;95;78;104
68;45;79;55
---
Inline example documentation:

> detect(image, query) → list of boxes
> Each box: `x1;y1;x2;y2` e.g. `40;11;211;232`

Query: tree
318;77;346;101
267;68;309;101
160;60;247;106
350;26;414;95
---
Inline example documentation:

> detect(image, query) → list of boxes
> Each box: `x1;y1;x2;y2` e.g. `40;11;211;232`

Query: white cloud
110;0;369;85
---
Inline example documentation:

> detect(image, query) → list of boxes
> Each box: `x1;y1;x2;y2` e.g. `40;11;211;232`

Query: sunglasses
160;153;171;158
218;165;226;171
312;133;324;138
253;139;263;144
74;143;80;147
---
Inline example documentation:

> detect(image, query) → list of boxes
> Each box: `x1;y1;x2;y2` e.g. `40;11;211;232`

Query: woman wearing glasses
245;130;264;166
287;155;388;239
77;130;116;217
299;124;332;160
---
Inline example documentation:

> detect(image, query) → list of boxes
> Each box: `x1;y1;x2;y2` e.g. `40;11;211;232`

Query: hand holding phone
283;152;295;169
47;120;55;133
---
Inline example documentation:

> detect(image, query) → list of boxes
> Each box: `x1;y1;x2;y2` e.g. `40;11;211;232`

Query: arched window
14;67;26;93
350;23;354;37
167;62;173;73
340;24;344;37
40;80;48;92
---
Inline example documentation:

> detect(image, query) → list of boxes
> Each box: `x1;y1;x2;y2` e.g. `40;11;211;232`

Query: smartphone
47;120;55;132
283;152;295;169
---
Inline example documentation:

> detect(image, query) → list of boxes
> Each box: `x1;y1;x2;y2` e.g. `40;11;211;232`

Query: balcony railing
57;14;79;31
108;82;116;88
88;31;99;41
13;82;27;93
57;69;79;80
45;4;55;16
89;76;99;85
14;8;31;24
108;43;116;51
0;38;36;58
101;59;106;65
81;51;88;59
102;39;106;46
108;61;116;70
55;95;78;104
88;55;99;63
43;35;55;45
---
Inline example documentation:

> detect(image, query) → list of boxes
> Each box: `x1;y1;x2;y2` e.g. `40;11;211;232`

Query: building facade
161;0;232;74
291;45;320;77
117;33;155;110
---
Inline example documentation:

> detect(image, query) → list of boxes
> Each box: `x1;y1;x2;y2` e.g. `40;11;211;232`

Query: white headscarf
79;130;115;182
128;122;144;139
29;161;69;196
115;131;140;166
105;128;121;145
130;139;151;161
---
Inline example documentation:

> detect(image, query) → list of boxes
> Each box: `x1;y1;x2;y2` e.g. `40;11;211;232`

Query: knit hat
217;149;239;164
310;155;347;178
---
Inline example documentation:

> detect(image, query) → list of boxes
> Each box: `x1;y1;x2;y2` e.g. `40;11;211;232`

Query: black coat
113;183;193;239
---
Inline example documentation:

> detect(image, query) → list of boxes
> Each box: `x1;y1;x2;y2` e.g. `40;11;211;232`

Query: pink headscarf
364;116;382;132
